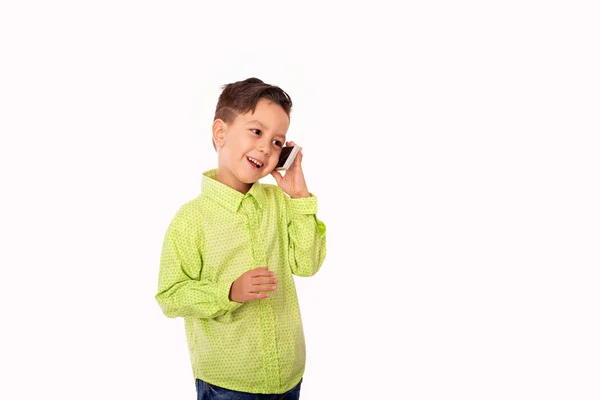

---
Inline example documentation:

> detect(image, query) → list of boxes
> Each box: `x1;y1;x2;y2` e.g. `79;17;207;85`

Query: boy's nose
257;142;270;156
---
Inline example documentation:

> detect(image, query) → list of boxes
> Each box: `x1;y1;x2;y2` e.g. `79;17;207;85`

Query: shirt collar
201;169;266;212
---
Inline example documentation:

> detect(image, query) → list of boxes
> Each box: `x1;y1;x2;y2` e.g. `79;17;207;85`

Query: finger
251;276;277;287
270;169;283;184
247;292;270;300
250;285;277;293
294;149;303;165
252;277;278;285
288;148;303;170
250;267;274;277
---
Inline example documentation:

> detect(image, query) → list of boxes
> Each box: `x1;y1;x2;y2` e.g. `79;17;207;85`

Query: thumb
270;169;283;184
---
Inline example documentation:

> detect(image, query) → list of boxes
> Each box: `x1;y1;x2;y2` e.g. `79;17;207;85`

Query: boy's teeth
248;157;263;167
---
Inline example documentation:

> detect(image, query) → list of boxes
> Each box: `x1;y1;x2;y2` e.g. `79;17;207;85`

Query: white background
1;1;599;399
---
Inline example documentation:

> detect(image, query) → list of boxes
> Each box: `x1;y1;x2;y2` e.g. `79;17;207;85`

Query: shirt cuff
218;279;244;312
286;193;318;215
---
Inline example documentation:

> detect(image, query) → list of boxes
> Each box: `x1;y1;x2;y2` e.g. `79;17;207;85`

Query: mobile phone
275;145;300;170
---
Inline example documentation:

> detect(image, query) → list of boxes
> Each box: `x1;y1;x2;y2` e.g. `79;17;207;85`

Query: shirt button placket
242;196;280;392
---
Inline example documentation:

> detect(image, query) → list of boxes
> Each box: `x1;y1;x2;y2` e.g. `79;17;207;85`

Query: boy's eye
273;140;283;148
251;129;261;135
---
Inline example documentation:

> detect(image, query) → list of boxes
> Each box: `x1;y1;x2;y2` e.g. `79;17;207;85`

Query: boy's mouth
246;156;264;170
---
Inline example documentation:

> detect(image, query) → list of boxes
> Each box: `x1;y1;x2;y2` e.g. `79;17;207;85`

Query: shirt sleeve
155;210;244;319
285;194;327;277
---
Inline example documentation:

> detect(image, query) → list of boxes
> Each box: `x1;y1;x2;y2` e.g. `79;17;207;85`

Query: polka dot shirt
156;169;327;394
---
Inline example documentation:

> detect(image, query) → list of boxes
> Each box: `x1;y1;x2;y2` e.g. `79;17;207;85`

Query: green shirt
155;169;327;394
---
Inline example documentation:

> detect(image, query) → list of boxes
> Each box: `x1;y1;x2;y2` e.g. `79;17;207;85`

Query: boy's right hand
229;266;278;303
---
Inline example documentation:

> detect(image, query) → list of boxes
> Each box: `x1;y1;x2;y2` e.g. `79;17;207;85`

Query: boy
155;77;326;399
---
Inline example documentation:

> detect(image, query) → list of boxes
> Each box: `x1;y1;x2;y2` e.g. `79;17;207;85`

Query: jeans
195;378;302;400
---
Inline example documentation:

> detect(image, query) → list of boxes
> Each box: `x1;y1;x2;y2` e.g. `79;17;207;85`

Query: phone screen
276;146;294;168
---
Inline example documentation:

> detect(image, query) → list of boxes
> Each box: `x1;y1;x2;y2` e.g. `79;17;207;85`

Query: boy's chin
238;172;265;184
241;168;272;182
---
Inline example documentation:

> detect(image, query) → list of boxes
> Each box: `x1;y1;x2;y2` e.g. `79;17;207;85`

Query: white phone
275;145;300;170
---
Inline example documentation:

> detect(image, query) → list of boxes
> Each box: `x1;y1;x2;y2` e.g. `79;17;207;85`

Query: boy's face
213;98;290;193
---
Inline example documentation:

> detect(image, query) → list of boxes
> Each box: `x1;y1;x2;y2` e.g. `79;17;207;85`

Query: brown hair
212;77;293;149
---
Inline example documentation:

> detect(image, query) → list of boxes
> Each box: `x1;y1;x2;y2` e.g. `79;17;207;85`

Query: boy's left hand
270;141;310;199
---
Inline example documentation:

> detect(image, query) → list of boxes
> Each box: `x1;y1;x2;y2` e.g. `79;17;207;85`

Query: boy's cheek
265;163;277;174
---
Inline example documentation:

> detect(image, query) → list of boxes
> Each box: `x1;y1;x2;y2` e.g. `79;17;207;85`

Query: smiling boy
156;78;326;399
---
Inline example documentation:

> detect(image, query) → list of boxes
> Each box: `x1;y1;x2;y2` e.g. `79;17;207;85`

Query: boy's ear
212;119;227;148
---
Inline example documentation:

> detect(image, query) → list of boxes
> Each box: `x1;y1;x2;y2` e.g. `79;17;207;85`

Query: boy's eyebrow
246;120;266;128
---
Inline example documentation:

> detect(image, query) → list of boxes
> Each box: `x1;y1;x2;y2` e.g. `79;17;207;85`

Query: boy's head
211;78;293;193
